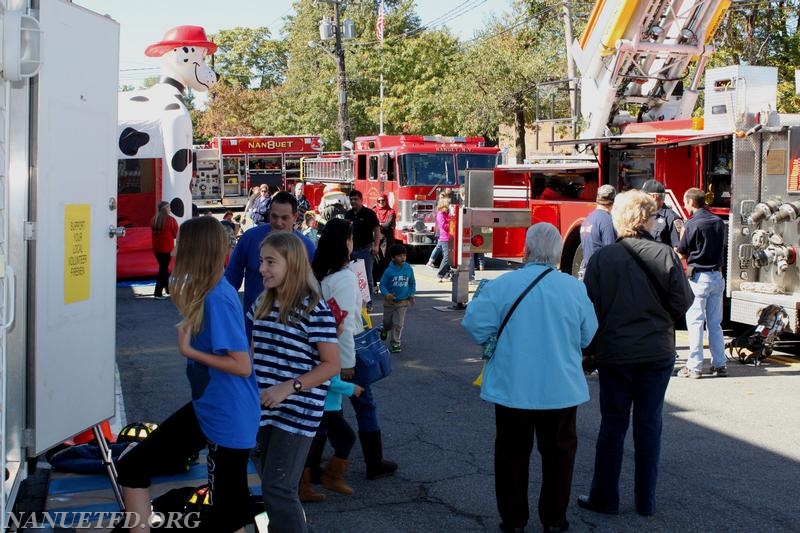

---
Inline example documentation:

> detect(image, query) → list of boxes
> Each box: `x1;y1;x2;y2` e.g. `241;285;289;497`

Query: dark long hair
311;218;353;281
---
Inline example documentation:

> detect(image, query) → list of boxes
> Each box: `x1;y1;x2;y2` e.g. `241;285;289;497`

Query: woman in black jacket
579;189;693;517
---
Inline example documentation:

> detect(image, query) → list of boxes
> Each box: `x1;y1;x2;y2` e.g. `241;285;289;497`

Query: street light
315;0;355;147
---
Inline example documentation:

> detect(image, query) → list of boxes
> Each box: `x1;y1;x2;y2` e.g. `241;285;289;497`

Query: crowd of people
140;176;727;532
138;185;408;533
461;179;725;532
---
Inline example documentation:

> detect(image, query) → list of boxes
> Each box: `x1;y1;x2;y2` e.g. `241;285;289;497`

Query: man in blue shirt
579;184;617;279
641;179;681;246
225;191;316;334
676;187;726;378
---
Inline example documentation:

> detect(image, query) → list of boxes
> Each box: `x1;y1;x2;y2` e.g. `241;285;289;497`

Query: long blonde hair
253;232;321;325
151;201;170;232
169;217;229;334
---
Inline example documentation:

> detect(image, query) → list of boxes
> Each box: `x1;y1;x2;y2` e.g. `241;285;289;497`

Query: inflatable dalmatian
117;25;217;222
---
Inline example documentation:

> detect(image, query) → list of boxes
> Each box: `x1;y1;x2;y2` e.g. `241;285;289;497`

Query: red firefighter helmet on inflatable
145;25;218;57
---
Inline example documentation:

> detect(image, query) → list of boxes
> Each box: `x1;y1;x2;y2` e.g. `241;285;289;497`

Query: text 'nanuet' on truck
192;135;324;210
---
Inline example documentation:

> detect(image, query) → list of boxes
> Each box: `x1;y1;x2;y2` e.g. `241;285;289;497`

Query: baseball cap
596;184;616;204
641;179;665;194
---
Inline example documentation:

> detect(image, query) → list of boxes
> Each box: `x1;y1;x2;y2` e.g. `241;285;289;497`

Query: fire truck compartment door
466;208;531;254
30;2;120;454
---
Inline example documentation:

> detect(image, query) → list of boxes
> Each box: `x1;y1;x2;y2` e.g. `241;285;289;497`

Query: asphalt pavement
30;261;800;532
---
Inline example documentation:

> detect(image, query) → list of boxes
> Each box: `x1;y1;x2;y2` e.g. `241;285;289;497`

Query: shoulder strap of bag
618;239;670;309
497;267;553;340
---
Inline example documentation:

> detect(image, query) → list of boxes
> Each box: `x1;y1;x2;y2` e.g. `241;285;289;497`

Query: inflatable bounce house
116;25;217;278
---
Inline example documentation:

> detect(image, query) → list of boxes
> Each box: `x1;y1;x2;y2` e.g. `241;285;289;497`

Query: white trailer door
31;0;120;453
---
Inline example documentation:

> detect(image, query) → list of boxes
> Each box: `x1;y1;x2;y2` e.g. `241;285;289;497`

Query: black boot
359;430;398;480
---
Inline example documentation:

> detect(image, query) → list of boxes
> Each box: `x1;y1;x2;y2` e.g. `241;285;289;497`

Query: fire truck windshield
398;153;456;186
397;153;496;186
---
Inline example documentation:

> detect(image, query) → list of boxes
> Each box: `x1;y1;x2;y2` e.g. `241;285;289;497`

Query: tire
569;242;584;278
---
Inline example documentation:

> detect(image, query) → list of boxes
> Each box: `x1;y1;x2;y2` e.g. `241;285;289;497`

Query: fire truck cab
350;135;500;252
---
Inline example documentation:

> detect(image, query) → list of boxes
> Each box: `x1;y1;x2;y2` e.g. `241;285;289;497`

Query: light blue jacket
462;263;598;410
325;375;356;411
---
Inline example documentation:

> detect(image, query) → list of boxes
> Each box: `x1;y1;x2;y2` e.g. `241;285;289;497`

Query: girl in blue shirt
116;216;259;533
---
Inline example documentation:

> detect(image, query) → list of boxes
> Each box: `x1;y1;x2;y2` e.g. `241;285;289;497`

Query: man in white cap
578;184;617;280
640;179;680;247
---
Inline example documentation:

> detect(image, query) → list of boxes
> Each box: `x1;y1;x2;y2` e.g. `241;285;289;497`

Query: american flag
376;0;385;44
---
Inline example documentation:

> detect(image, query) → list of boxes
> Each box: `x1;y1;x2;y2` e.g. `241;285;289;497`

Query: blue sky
76;0;511;88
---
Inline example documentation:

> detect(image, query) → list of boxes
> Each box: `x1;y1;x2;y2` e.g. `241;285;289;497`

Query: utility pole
333;0;352;145
563;1;578;138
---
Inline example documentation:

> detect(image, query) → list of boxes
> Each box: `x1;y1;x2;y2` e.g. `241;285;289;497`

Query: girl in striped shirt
248;232;340;533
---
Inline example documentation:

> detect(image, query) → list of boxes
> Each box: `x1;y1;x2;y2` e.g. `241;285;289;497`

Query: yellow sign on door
64;204;91;303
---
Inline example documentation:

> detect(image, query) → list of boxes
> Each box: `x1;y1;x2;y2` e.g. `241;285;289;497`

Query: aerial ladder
573;0;732;138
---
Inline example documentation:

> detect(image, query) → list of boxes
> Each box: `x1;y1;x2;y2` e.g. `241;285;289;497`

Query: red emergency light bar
399;134;485;146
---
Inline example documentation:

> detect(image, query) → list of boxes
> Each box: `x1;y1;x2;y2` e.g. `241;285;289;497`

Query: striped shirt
248;298;337;437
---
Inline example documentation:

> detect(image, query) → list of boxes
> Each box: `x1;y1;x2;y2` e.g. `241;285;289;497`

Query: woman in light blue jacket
462;222;598;533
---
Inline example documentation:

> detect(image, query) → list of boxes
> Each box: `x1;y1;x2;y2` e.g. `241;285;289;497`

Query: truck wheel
569;243;584;278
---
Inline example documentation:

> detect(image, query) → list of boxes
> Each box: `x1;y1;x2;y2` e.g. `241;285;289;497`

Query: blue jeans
437;241;451;279
589;359;674;515
348;380;380;432
352;245;376;291
427;241;444;265
686;271;725;371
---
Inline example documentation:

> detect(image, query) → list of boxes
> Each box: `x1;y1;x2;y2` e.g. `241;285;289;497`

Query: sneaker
425;262;435;269
677;366;702;379
153;295;168;300
390;343;401;353
379;329;388;341
710;365;727;377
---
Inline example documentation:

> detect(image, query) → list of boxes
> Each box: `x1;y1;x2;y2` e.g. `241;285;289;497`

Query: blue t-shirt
225;224;316;334
187;278;259;450
580;208;617;271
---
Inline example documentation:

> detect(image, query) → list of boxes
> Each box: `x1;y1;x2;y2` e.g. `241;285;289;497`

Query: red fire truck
192;135;324;210
303;134;500;253
469;0;735;275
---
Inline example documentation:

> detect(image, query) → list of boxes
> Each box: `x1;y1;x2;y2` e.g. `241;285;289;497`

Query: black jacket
584;233;693;365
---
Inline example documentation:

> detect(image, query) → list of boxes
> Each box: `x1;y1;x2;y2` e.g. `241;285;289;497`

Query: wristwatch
292;379;303;393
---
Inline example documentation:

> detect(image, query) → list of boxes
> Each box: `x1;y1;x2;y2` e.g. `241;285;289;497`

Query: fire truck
467;0;800;331
192;135;324;210
302;134;500;253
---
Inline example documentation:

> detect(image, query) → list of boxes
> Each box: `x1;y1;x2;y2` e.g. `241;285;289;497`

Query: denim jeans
686;271;726;371
589;359;674;515
437;240;451;279
348;380;380;432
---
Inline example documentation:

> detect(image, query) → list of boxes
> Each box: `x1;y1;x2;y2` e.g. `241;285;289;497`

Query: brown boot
320;457;354;495
299;467;326;502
